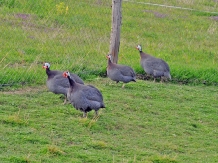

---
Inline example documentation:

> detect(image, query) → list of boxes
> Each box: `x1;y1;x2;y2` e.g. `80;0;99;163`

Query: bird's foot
93;115;100;121
92;111;100;121
63;100;67;105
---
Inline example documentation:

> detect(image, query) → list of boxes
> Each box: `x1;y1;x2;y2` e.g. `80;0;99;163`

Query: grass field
0;1;218;163
1;78;218;162
0;0;218;86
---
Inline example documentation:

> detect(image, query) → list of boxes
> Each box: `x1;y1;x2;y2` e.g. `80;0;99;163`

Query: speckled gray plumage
43;63;84;103
45;68;84;85
66;73;105;117
46;74;69;95
137;45;171;80
107;55;136;85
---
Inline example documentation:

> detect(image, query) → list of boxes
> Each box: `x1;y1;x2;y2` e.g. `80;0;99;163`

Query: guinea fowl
63;71;105;118
106;54;136;88
136;45;171;82
43;62;84;104
43;63;84;84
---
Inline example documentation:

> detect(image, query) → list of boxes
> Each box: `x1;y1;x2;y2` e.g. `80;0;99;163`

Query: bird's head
43;62;50;69
106;54;112;60
63;71;70;78
136;45;142;52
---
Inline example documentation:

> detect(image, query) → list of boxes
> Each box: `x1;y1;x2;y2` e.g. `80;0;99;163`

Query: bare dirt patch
1;85;46;95
15;13;32;20
211;16;218;21
143;10;168;18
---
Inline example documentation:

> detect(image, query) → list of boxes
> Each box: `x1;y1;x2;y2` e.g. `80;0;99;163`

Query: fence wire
0;0;112;87
0;0;218;88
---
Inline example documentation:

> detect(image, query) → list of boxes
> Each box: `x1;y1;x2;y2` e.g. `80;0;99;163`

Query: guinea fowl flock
43;45;171;118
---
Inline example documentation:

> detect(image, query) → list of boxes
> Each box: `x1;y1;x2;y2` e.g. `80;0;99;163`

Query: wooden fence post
109;0;122;64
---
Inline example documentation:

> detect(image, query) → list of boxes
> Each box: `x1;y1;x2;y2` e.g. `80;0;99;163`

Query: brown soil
1;85;46;95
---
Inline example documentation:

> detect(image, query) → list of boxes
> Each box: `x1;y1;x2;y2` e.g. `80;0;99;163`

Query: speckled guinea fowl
43;63;84;84
43;63;84;104
63;71;105;118
106;54;136;88
136;45;171;82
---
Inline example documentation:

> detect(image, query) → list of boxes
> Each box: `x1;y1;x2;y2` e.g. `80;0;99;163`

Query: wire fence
0;0;112;87
0;0;218;88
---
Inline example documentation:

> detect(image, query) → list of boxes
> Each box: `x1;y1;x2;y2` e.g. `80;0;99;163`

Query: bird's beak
42;66;47;69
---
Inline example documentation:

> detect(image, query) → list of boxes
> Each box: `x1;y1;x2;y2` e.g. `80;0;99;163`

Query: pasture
0;0;218;162
0;0;218;85
1;79;218;162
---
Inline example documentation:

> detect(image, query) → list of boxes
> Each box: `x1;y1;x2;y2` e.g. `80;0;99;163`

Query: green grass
0;78;218;162
0;1;218;161
0;0;218;87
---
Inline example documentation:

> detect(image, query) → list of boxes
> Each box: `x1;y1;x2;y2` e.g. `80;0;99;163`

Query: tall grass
0;0;218;87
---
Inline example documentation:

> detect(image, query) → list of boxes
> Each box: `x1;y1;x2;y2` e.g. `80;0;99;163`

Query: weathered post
109;0;122;64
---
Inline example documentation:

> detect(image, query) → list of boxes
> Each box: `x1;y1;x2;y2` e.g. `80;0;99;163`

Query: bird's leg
93;110;100;121
153;78;156;82
160;77;164;83
63;95;70;105
122;83;125;88
95;110;98;117
83;112;87;118
63;95;67;105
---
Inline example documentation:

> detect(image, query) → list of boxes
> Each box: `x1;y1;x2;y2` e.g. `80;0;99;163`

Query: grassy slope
0;78;218;162
0;1;218;162
0;0;218;86
120;1;218;84
0;0;111;85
